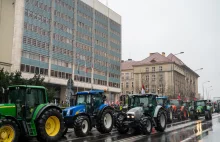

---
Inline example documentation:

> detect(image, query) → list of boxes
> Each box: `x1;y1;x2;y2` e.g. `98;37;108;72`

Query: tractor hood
63;105;86;117
0;104;16;117
196;106;204;112
126;107;143;120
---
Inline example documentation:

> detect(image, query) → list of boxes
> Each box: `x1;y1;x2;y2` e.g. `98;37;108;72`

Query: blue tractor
62;90;114;137
156;96;173;123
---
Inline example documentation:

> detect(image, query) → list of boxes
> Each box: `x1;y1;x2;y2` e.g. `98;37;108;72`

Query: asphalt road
27;113;220;142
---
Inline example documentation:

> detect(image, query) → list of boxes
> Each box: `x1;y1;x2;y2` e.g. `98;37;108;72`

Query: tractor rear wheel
36;108;64;142
96;109;113;133
140;116;152;135
0;119;20;142
115;113;129;134
74;115;90;137
190;111;195;120
205;111;212;120
155;109;167;132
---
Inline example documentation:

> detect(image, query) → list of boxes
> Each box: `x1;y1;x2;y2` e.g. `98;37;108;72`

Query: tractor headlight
131;115;135;118
127;115;130;118
67;110;70;116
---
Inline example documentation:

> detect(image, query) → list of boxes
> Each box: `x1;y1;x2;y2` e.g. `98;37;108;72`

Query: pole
84;60;86;91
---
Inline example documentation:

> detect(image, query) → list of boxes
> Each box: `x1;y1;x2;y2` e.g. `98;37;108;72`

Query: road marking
180;128;211;142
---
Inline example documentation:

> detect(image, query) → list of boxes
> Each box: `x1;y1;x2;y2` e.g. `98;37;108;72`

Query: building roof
121;60;138;70
133;52;172;66
167;53;185;66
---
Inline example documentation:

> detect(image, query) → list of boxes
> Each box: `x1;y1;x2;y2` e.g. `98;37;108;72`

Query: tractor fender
35;104;62;120
153;106;165;117
97;105;114;118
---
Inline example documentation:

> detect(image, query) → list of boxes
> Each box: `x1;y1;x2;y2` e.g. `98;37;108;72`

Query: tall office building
0;0;121;102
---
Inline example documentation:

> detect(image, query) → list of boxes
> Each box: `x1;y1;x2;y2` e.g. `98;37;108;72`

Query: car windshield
170;100;180;106
157;99;164;105
196;101;206;106
76;95;91;105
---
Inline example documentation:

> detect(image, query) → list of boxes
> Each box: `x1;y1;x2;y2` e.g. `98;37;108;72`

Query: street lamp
208;89;213;99
202;81;210;99
171;52;184;97
194;68;203;72
206;86;212;99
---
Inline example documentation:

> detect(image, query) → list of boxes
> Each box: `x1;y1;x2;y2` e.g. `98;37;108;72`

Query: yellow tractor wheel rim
0;125;15;142
45;116;60;136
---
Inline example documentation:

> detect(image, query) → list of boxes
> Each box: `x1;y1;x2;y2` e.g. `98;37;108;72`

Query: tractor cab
156;96;170;108
170;99;183;109
3;86;47;120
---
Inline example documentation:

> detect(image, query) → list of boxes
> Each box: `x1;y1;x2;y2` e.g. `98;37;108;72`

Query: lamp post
202;81;210;99
193;68;203;99
206;86;212;99
208;89;213;100
171;52;184;97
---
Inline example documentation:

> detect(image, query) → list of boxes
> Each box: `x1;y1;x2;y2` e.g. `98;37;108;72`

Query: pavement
27;113;220;142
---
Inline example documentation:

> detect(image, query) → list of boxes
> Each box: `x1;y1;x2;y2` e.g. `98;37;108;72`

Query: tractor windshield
157;99;164;105
76;95;91;105
170;100;180;106
196;101;206;106
133;96;149;107
8;87;26;104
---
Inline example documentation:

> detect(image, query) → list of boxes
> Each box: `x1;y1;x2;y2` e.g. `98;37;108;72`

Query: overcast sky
99;0;220;99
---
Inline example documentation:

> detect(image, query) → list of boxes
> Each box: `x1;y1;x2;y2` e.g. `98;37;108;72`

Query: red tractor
170;99;188;120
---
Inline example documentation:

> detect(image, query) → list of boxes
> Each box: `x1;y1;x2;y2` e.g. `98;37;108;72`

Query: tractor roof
129;93;158;97
8;85;46;89
157;96;168;99
76;90;104;95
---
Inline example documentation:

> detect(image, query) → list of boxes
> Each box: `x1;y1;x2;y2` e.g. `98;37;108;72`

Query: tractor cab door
92;94;103;113
24;88;46;121
148;96;157;115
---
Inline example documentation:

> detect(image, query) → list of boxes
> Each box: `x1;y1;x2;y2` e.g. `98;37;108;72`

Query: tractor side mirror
103;95;107;101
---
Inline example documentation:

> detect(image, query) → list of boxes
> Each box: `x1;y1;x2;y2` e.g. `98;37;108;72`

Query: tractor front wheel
115;113;129;134
96;109;113;133
140;116;152;135
74;115;90;137
0;119;20;142
36;108;64;142
155;110;167;132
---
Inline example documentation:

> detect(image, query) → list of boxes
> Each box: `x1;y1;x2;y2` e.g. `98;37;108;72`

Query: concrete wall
0;0;15;70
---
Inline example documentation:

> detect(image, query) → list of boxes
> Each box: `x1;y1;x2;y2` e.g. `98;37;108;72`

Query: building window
146;67;149;72
132;82;134;88
152;85;156;93
126;82;129;88
131;91;133;94
146;75;149;81
152;74;155;81
159;74;163;81
20;64;25;72
25;65;30;72
159;66;163;71
152;67;155;72
121;83;123;89
145;85;149;92
125;73;129;80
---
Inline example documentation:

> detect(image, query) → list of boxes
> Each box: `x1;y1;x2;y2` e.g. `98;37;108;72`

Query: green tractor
0;85;64;142
115;94;167;135
189;100;212;120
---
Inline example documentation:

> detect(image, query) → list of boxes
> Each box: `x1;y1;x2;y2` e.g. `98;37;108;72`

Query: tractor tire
62;127;68;137
74;115;90;137
155;109;167;132
205;111;212;120
115;113;129;134
0;118;20;142
36;108;64;142
181;109;188;120
167;108;173;123
190;111;195;120
96;109;113;134
140;116;152;135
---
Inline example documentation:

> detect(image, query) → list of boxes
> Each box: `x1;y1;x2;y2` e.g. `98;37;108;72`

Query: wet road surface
28;113;220;142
